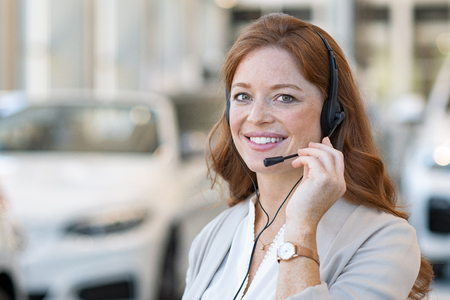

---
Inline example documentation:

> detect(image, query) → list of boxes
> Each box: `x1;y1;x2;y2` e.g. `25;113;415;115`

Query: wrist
277;242;320;266
285;210;321;228
285;219;318;238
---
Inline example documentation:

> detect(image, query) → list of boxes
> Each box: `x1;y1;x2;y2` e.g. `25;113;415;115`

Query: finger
296;147;335;171
297;143;343;172
302;164;310;180
292;154;347;199
291;155;326;172
322;136;332;147
307;141;344;174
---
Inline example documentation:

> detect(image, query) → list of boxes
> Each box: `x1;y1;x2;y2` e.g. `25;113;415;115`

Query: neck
254;169;303;224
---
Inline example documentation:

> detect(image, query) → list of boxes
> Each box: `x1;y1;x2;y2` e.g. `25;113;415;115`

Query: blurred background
0;0;450;299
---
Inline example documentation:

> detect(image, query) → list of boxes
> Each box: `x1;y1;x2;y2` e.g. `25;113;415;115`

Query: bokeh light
434;145;450;166
436;32;450;55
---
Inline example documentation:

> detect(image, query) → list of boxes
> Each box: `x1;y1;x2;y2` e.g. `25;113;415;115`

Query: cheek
289;107;323;140
229;108;243;139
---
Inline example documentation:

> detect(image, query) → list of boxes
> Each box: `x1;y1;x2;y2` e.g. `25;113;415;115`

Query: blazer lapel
183;200;249;300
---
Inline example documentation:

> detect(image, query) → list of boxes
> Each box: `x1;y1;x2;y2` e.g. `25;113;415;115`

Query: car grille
77;279;135;300
428;197;450;234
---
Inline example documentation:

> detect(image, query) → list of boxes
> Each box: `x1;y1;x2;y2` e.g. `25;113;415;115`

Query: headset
225;27;345;167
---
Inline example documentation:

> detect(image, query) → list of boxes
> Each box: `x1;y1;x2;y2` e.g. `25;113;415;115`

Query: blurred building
0;0;449;108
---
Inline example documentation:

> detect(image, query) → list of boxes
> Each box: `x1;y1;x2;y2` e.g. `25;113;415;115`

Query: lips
249;137;284;144
244;131;287;148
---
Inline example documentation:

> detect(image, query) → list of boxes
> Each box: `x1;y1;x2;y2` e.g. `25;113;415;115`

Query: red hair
207;13;433;299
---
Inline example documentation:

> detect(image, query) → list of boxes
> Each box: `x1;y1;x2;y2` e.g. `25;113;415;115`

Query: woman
183;13;433;300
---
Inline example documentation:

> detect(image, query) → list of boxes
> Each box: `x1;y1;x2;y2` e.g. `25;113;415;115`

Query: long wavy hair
206;13;433;299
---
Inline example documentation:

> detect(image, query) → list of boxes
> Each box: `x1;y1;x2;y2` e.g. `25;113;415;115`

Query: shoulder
184;198;250;296
342;203;419;259
319;198;416;247
188;199;250;263
317;199;420;299
196;199;249;242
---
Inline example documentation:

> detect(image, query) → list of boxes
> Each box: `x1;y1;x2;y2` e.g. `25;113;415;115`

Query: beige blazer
182;197;421;300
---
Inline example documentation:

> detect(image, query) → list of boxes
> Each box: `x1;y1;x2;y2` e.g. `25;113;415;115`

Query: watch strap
277;242;320;266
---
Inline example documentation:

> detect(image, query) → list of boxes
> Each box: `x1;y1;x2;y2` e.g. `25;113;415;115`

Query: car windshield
0;104;159;153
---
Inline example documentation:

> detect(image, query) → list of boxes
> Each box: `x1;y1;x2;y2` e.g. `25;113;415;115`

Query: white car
0;90;223;300
400;57;450;276
0;187;26;300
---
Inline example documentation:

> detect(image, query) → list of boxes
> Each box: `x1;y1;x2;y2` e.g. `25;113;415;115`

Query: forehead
232;47;306;85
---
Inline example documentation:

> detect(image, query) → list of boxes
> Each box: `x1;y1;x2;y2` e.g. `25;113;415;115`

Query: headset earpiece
314;28;345;137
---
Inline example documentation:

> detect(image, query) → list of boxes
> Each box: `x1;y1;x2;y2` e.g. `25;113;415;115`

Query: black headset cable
230;138;303;300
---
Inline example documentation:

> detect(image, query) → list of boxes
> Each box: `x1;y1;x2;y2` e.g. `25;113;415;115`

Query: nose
247;97;274;125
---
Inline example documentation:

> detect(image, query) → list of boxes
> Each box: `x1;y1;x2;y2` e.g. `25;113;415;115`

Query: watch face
278;242;296;260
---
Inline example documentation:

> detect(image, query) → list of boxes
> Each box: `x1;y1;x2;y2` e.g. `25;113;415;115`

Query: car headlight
65;207;149;236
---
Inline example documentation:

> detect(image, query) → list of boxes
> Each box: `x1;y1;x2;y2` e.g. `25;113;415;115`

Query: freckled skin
229;47;323;177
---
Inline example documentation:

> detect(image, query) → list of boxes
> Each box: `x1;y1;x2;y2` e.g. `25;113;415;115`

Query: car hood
0;152;197;226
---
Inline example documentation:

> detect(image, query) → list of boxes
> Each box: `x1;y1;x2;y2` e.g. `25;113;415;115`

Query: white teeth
250;137;283;144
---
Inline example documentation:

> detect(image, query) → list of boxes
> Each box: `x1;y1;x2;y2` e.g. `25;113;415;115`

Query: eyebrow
270;84;303;92
231;82;251;89
231;82;303;92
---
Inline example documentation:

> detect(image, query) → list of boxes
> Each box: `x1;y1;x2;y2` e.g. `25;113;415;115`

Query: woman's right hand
286;136;346;229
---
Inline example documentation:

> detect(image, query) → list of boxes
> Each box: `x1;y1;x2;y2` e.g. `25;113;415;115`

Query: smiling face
229;46;324;174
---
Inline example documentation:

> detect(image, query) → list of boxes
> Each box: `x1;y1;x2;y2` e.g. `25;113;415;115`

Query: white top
201;197;285;300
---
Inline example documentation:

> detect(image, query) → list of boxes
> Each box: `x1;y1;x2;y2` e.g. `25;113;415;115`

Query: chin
246;159;292;174
243;159;266;173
